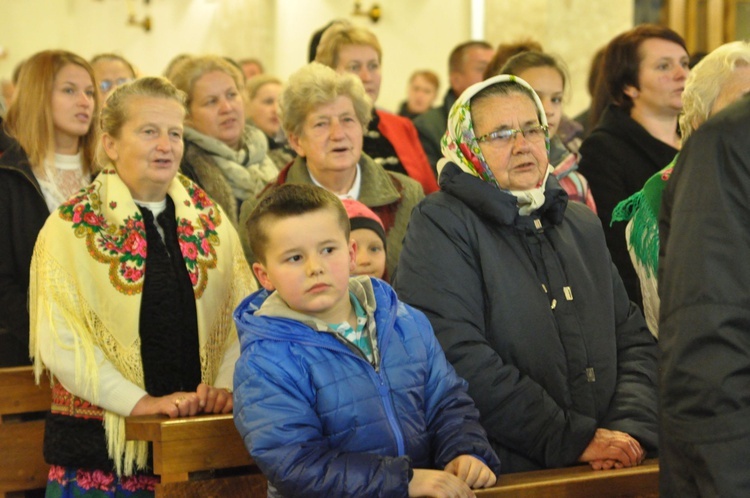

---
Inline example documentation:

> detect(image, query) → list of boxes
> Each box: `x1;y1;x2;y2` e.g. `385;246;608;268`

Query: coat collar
286;152;401;207
597;104;679;166
439;162;567;229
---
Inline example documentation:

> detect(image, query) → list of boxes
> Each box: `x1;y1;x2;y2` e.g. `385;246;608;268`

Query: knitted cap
341;199;386;248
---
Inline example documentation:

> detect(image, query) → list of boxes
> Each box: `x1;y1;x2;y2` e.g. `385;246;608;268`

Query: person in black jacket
0;50;99;367
0;116;14;154
578;24;689;311
659;95;750;497
393;74;658;474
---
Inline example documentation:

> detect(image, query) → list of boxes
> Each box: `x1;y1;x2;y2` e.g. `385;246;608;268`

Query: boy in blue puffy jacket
233;184;501;498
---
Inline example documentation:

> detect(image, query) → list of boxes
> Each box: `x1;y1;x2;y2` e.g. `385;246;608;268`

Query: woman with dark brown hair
578;24;689;310
0;49;99;366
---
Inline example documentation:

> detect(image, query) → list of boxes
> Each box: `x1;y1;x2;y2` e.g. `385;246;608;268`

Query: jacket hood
233;277;399;352
438;162;567;228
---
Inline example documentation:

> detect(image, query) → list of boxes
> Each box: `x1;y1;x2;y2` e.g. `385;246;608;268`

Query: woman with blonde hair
245;74;294;169
170;55;279;227
612;40;750;337
90;53;136;102
398;69;440;120
315;23;439;194
30;76;255;497
0;49;98;366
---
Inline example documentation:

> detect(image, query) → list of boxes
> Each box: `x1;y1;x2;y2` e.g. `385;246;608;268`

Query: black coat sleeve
599;260;659;452
0;177;39;366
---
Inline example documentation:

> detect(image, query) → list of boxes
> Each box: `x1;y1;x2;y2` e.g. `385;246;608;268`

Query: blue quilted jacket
233;278;501;497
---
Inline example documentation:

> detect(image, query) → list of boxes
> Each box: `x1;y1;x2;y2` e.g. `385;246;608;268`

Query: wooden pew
476;458;659;498
125;413;267;498
125;412;658;498
2;367;658;498
0;366;51;498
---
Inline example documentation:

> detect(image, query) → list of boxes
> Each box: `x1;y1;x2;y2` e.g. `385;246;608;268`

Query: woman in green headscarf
394;74;658;474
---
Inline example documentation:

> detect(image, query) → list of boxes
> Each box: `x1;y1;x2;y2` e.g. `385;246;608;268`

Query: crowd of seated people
2;19;750;498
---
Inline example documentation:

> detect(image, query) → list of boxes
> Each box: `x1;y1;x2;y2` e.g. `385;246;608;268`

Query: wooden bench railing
126;412;659;498
0;366;51;498
125;413;267;498
0;366;660;498
476;459;659;497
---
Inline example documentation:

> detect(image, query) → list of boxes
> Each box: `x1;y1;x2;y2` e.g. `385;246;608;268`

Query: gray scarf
184;126;256;201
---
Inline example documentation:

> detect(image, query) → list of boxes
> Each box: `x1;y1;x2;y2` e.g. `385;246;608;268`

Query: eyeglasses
475;124;548;146
99;78;134;94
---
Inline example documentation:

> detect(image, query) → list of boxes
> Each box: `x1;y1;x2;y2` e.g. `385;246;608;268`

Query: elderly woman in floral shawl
393;74;658;473
29;77;256;497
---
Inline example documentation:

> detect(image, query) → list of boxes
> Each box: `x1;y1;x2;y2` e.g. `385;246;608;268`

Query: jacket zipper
257;313;406;456
372;368;406;456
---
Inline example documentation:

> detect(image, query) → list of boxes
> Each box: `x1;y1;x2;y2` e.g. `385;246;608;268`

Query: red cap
341;199;386;247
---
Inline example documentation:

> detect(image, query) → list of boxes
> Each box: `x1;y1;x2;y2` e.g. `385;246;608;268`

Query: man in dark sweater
414;41;493;174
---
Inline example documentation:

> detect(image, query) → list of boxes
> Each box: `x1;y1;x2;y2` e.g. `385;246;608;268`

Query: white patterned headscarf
438;74;553;214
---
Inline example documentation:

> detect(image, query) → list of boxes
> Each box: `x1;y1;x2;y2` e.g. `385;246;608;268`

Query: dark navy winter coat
394;163;659;473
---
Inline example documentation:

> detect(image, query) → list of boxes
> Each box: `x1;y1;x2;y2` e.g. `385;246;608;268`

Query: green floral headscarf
438;74;550;188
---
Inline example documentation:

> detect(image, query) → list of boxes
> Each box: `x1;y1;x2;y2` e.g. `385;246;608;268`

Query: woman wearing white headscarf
393;75;658;474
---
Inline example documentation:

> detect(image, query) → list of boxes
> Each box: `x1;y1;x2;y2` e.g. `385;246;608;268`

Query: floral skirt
45;465;159;498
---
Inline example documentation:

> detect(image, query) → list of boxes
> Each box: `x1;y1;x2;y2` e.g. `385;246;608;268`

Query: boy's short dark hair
247;184;350;263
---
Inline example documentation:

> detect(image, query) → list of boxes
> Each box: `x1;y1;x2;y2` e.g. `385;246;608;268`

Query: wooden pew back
0;366;51;498
125;412;659;498
125;413;266;498
476;459;659;498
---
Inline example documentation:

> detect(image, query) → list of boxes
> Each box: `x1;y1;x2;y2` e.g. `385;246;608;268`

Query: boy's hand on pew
409;468;476;497
444;454;497;489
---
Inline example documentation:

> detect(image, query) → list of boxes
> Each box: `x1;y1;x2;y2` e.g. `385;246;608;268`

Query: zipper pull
586;367;596;382
563;286;573;301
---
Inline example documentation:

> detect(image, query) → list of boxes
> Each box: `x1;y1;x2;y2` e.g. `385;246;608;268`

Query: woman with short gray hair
239;62;424;278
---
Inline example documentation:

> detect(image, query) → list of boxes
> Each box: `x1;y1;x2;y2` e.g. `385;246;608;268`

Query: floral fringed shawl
29;167;256;476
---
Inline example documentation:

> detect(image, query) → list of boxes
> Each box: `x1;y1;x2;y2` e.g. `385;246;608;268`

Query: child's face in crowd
350;228;385;279
516;65;564;138
253;208;356;324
